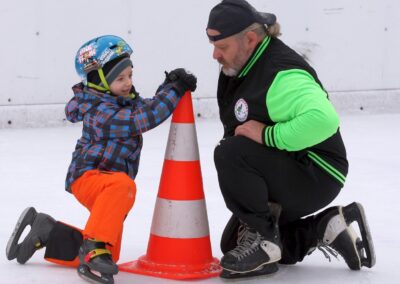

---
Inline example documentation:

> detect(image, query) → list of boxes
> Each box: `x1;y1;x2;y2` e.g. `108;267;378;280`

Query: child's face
109;66;133;97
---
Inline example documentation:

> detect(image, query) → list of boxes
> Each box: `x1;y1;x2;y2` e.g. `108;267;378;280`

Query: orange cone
119;92;222;279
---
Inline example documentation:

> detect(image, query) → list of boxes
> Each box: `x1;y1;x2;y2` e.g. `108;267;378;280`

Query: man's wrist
262;125;268;145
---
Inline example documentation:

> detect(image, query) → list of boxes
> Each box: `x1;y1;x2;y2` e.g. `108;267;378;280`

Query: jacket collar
237;36;271;78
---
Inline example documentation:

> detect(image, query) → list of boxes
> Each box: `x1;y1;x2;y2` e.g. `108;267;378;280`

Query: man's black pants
214;136;343;264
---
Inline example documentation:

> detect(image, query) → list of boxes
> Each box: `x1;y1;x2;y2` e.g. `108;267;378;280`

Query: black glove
164;68;197;96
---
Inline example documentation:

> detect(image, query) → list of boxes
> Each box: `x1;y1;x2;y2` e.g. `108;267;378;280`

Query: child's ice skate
6;207;56;264
314;202;376;270
77;239;118;284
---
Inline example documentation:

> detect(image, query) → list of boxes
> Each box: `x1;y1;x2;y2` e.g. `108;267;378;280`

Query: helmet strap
87;82;110;93
86;68;111;93
97;68;111;90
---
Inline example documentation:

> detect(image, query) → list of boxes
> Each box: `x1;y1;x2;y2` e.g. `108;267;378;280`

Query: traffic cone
119;92;222;279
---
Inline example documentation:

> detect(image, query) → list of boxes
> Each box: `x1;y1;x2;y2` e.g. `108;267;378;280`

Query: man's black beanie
207;0;276;41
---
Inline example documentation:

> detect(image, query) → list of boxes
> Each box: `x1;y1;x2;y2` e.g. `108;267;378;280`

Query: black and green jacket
217;36;348;186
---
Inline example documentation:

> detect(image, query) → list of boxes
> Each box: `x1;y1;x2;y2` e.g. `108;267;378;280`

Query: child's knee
112;173;136;205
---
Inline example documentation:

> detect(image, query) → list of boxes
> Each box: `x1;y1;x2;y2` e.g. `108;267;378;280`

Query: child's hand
164;68;197;96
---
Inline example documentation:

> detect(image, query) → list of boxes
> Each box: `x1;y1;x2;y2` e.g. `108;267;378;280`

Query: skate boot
219;215;278;279
220;217;279;279
220;203;282;277
77;239;118;284
314;202;376;270
221;202;282;254
6;207;56;264
220;221;282;274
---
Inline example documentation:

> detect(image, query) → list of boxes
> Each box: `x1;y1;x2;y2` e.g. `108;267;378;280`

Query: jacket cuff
263;125;276;147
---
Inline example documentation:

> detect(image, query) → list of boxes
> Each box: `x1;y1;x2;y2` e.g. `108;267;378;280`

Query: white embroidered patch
234;98;249;122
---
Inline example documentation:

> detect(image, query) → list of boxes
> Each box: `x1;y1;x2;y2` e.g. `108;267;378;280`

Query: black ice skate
220;222;282;273
77;239;118;284
315;202;376;270
6;207;55;264
221;202;282;254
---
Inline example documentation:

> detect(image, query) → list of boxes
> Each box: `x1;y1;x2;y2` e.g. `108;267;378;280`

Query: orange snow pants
45;169;136;267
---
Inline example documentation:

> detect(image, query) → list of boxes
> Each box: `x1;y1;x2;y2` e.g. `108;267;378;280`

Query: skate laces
317;242;339;262
228;224;262;261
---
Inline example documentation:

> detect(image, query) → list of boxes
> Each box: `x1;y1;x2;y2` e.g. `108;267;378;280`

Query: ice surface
1;113;399;283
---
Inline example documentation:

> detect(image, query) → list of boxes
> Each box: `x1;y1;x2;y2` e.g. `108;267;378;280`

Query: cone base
119;256;222;280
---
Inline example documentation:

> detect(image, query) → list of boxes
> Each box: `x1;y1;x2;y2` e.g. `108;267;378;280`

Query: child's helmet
75;35;133;85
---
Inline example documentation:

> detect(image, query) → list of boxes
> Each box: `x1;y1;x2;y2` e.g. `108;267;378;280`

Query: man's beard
221;66;239;77
219;44;251;77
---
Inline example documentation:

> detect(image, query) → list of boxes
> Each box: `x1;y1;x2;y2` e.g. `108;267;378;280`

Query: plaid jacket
65;82;181;192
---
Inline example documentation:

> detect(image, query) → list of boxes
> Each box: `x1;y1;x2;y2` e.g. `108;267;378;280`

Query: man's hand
234;120;266;144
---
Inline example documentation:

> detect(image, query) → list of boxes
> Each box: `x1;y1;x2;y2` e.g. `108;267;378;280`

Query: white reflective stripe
150;198;210;238
164;123;200;161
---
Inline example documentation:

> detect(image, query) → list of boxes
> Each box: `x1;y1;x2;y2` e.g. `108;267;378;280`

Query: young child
6;35;197;284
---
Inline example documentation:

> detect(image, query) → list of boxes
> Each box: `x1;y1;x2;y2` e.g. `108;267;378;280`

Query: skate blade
78;264;114;284
222;259;279;274
78;253;118;275
220;263;278;280
343;202;376;268
6;207;37;261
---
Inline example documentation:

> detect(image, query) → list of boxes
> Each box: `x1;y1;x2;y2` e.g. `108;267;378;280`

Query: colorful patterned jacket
65;82;181;192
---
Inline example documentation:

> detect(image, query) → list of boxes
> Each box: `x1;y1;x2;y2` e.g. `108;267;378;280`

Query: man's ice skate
6;207;55;264
77;239;118;284
221;202;282;254
314;202;376;270
220;222;281;273
220;203;282;275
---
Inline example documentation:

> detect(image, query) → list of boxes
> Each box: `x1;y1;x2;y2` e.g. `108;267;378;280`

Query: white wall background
1;0;399;128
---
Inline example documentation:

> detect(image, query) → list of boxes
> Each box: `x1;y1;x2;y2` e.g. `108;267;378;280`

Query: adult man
207;0;376;279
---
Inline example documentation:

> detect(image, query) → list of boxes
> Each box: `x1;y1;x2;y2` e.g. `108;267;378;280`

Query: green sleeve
264;69;339;151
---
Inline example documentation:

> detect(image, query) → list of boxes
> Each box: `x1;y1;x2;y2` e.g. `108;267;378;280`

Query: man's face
207;29;252;77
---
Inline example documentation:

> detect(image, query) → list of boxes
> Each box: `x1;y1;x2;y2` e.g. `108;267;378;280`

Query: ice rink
1;113;399;283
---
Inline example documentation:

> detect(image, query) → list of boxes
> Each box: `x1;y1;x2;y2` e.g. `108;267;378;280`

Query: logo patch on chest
234;98;249;122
